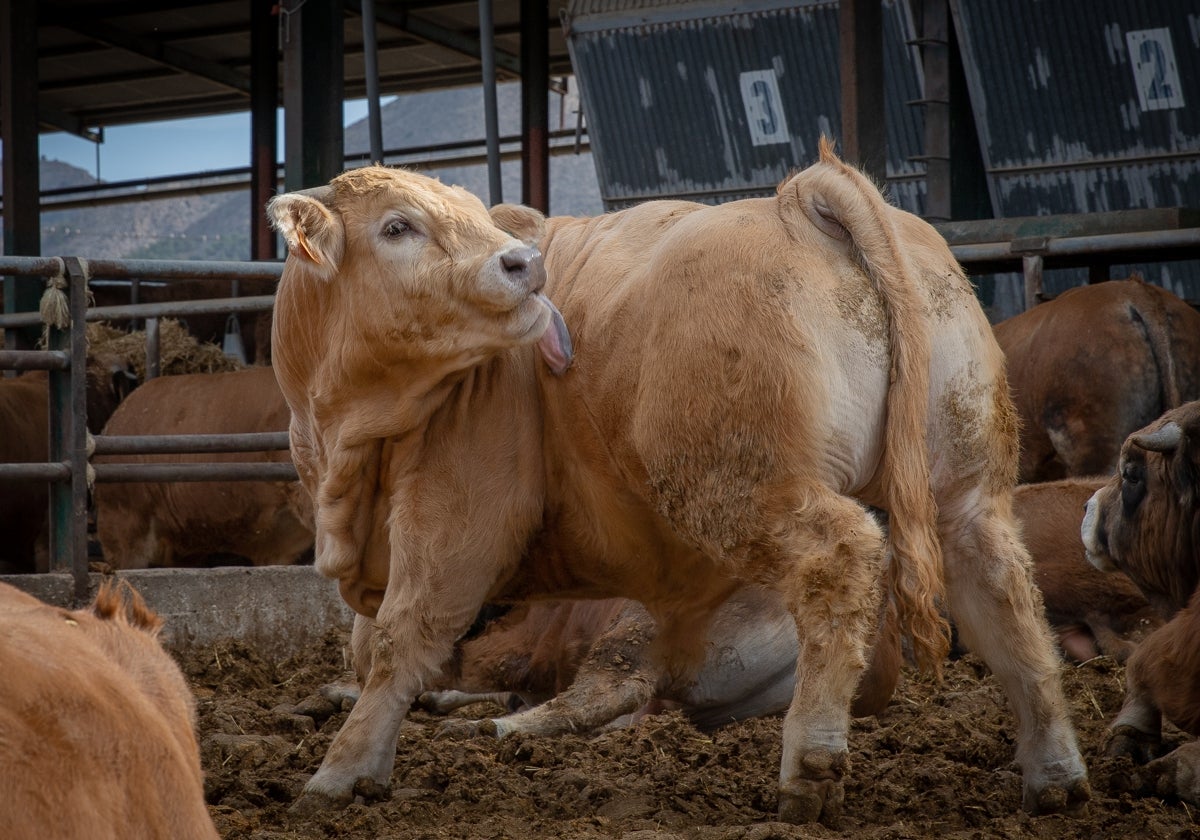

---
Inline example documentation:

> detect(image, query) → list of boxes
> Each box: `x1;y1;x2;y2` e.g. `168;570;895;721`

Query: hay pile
88;319;245;378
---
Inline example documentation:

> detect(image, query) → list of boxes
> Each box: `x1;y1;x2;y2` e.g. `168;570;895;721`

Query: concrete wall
1;565;355;661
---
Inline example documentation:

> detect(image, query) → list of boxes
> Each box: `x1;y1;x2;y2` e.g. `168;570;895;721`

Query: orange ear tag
295;228;324;265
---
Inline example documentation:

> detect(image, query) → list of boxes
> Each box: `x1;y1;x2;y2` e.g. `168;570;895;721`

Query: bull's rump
537;193;982;529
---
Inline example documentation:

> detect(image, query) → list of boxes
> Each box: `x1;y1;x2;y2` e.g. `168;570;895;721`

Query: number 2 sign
1126;28;1185;112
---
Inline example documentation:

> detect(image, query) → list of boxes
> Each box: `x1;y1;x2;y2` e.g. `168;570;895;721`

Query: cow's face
1081;401;1200;616
268;167;570;376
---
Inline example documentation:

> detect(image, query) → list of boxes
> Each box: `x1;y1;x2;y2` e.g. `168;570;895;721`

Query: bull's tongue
535;293;573;376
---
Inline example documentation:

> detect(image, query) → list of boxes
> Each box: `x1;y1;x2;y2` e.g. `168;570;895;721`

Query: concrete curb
1;566;355;661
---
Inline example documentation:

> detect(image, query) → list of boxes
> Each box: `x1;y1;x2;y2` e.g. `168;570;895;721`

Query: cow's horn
292;184;334;204
1132;421;1182;453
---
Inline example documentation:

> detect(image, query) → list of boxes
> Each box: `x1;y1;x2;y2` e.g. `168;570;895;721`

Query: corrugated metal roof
564;0;927;211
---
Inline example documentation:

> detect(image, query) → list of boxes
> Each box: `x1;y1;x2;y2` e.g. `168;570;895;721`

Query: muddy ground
185;630;1198;840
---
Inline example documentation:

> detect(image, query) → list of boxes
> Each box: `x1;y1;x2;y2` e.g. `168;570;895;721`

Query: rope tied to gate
39;265;71;331
85;432;97;491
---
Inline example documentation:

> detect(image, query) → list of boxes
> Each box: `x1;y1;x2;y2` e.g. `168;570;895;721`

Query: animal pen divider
0;254;288;602
1;220;1198;604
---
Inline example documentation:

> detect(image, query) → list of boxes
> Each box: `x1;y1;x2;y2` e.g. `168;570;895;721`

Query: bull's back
94;366;312;568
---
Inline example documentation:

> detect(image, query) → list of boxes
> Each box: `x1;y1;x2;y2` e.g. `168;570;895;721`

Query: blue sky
38;99;379;183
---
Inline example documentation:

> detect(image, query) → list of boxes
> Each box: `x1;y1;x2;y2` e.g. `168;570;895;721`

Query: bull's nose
501;245;546;291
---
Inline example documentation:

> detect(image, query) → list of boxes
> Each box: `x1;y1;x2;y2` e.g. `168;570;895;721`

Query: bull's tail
778;136;949;674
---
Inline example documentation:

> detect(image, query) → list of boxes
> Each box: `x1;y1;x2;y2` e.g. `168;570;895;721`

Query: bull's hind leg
765;491;886;826
939;501;1091;813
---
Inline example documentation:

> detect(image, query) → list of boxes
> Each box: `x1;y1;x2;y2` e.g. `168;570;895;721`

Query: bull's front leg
292;606;460;813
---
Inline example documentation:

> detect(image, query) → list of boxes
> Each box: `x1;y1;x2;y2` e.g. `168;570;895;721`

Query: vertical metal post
361;0;384;163
919;0;950;222
146;318;162;380
251;0;280;260
479;0;503;205
1;0;42;351
1022;254;1043;313
48;258;92;602
282;0;344;191
520;0;550;213
838;0;886;182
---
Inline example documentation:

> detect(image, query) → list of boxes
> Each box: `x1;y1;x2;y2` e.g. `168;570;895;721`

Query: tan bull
268;140;1088;824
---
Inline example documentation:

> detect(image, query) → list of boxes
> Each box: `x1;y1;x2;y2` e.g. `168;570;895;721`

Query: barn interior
1;0;1198;664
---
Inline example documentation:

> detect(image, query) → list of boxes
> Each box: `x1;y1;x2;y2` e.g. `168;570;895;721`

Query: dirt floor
185;630;1199;840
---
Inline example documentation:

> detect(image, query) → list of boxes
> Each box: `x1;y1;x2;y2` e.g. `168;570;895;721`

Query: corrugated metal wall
564;0;927;212
951;0;1200;300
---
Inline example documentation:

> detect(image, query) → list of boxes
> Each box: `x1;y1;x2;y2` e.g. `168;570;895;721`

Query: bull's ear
267;193;345;282
489;203;546;245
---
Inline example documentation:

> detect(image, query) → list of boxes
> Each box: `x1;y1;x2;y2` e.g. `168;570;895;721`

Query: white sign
1126;28;1185;112
739;70;790;146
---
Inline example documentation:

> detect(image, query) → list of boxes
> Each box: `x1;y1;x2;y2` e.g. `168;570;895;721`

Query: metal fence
0;255;291;601
2;223;1198;601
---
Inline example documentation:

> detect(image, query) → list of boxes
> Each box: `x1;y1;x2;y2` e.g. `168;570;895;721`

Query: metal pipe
146;317;161;380
479;0;503;204
0;350;70;370
94;431;292;456
361;0;385;163
0;295;276;329
0;462;71;481
93;463;300;483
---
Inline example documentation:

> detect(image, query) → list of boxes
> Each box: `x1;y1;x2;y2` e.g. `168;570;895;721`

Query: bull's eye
1121;462;1143;486
1120;460;1146;512
383;219;412;239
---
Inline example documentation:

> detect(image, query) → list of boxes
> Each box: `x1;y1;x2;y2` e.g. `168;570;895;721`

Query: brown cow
1014;478;1161;663
1081;400;1200;807
268;142;1088;823
417;586;901;734
0;579;218;840
94;366;313;568
0;356;137;574
994;278;1200;483
408;482;1152;732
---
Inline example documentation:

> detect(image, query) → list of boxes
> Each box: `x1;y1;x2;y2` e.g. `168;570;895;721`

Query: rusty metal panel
950;0;1200;300
564;0;927;212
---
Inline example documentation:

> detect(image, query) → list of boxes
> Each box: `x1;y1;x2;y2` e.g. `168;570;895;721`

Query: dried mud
186;630;1199;840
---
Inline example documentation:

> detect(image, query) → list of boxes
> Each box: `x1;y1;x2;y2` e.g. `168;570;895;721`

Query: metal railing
0;255;292;600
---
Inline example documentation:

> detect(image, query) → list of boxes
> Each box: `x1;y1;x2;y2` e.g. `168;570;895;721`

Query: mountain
14;81;602;263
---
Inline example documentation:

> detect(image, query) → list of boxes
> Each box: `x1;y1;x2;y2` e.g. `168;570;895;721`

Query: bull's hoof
435;718;488;740
778;749;846;827
352;777;391;804
1106;725;1164;764
1022;776;1091;816
1133;742;1200;806
288;787;353;815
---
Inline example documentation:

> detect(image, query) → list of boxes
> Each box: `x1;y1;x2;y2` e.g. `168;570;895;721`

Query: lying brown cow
0;579;218;840
994;278;1200;483
1014;478;1160;663
1082;400;1200;808
268;141;1088;823
418;586;901;734
94;366;313;568
0;357;137;574
407;482;1153;732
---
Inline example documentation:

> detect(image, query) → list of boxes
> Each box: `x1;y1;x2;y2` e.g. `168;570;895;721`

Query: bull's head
1081;400;1200;617
267;167;572;381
